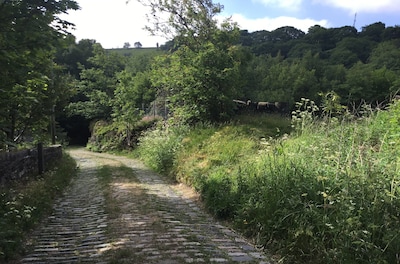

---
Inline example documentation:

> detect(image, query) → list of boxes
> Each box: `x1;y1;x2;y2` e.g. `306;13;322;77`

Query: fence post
38;143;44;174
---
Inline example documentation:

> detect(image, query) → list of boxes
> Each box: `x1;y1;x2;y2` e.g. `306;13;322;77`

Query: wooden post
38;143;44;175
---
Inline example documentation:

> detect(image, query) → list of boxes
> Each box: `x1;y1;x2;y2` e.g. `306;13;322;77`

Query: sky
59;0;400;49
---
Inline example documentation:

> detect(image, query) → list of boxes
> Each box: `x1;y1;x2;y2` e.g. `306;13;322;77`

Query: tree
151;42;242;123
360;22;385;42
135;0;223;50
270;26;305;42
382;25;400;41
67;44;126;120
113;71;154;120
368;40;400;70
123;42;131;48
0;0;79;149
134;0;243;123
258;58;318;104
329;37;374;65
305;25;335;51
133;42;142;48
340;62;397;104
55;38;97;79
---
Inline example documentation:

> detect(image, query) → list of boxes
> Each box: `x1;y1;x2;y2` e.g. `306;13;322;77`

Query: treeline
1;0;400;149
235;23;400;107
65;21;400;149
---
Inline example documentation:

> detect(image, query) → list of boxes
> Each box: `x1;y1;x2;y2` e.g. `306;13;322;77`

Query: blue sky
60;0;400;49
222;0;399;33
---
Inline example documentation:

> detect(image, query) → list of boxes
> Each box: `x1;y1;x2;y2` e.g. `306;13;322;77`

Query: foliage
0;153;77;261
113;71;152;122
87;117;160;152
257;56;319;104
133;98;400;263
151;42;243;124
0;0;79;149
134;0;247;124
136;0;223;49
66;44;126;120
135;124;190;175
55;38;97;79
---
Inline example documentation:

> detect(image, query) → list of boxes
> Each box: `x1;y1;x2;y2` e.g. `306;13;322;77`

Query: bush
87;117;160;152
135;124;189;177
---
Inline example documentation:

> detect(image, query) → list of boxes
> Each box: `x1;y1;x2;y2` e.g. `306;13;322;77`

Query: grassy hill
107;47;162;57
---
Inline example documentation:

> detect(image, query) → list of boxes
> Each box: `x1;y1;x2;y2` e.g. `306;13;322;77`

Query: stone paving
20;149;274;263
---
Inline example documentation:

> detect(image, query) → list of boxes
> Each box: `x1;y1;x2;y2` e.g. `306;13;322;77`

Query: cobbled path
20;149;274;263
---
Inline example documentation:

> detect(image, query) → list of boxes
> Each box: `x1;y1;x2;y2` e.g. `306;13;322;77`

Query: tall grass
135;123;190;176
134;102;400;263
0;153;77;261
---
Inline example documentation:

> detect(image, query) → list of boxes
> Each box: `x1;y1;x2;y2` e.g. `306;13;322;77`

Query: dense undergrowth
87;116;160;152
134;99;400;263
0;154;77;261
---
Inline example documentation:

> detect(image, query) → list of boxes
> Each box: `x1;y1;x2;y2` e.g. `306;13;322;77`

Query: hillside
106;47;162;57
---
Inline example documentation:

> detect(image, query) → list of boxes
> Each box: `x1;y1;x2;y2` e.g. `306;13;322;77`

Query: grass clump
135;124;190;177
0;153;77;261
247;99;400;263
213;99;399;263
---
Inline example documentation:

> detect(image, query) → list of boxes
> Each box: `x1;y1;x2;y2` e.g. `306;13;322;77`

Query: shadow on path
19;148;273;264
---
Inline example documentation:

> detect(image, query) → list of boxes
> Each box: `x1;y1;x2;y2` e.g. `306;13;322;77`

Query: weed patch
0;153;77;261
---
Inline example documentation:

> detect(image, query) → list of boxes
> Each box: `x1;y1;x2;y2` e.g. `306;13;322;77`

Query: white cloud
60;0;167;48
229;13;329;33
253;0;303;10
314;0;400;13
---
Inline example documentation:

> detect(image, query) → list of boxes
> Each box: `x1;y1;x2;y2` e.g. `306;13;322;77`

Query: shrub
135;124;189;177
87;117;160;152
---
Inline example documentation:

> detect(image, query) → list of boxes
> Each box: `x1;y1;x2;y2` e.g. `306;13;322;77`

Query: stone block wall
0;145;62;185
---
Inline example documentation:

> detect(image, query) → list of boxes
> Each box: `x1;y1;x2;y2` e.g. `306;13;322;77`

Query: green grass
0;153;77;261
107;47;162;57
96;164;150;263
133;100;400;263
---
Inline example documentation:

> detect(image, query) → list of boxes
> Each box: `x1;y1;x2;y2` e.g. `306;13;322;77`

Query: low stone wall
0;145;62;185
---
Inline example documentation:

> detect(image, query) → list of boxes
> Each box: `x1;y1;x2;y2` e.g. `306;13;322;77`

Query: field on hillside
107;47;161;57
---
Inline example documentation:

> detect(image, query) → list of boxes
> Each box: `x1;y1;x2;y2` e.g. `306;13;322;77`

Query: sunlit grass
134;100;400;263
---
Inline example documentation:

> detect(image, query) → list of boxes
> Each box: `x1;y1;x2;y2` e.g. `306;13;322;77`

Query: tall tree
135;0;223;50
135;0;244;123
0;0;79;149
55;38;97;79
67;44;126;120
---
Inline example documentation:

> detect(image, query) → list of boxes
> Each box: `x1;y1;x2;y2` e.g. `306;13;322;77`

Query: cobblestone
19;149;274;263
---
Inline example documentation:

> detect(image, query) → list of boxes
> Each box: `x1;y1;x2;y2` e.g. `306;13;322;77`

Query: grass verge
133;100;400;263
96;164;149;263
0;153;77;261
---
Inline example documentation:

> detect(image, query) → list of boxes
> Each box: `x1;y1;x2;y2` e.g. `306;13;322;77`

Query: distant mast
353;13;357;28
